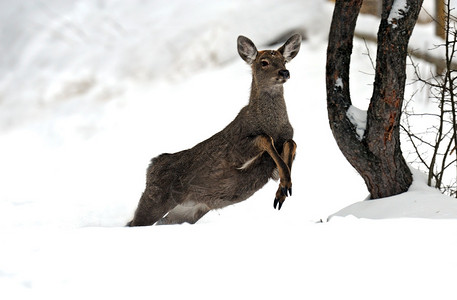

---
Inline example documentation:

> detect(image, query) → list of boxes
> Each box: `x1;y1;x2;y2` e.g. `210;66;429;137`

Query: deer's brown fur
128;34;301;226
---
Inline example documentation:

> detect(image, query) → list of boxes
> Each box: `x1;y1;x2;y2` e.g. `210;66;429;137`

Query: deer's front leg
273;139;296;210
254;135;293;210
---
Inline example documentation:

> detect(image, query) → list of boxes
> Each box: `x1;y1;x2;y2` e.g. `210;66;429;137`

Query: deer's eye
261;60;269;67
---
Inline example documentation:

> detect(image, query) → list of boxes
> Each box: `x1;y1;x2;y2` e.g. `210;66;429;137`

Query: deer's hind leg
128;187;176;226
273;139;297;210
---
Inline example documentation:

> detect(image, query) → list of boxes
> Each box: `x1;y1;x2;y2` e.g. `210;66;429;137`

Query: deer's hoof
274;184;292;210
274;197;283;210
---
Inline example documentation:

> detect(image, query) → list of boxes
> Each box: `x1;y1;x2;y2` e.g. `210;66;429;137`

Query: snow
2;219;456;300
335;77;343;89
346;105;367;141
331;168;457;219
388;0;409;29
1;1;457;299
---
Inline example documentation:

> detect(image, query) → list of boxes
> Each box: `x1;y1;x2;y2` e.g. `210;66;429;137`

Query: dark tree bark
326;0;423;199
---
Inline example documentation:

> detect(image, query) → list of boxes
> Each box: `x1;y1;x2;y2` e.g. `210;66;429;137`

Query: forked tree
326;0;424;198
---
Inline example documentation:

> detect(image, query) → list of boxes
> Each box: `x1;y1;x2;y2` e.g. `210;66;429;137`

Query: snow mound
330;168;457;220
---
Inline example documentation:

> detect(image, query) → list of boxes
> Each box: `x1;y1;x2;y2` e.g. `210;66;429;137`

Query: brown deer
128;34;301;226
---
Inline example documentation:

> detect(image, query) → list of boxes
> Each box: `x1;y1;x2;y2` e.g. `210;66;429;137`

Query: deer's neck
249;81;287;114
248;81;290;132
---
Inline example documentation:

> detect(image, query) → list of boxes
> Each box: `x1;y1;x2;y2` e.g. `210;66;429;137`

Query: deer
127;34;301;226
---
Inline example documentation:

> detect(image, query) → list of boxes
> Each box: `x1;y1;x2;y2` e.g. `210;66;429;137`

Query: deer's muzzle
278;69;290;80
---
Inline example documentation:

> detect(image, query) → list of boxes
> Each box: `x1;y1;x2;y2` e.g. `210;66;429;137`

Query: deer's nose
278;69;290;80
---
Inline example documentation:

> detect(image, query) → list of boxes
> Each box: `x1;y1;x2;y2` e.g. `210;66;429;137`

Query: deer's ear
237;36;258;64
278;34;301;63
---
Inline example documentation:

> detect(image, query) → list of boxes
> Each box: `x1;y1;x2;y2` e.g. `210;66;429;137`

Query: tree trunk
326;0;423;199
436;0;445;39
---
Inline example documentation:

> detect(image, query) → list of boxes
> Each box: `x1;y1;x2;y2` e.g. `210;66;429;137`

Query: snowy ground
1;1;457;299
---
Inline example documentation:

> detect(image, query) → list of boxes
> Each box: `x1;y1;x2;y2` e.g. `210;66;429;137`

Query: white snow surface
1;1;457;299
331;168;457;219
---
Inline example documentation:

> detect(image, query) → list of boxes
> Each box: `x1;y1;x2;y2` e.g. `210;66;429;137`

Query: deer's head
237;34;301;86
